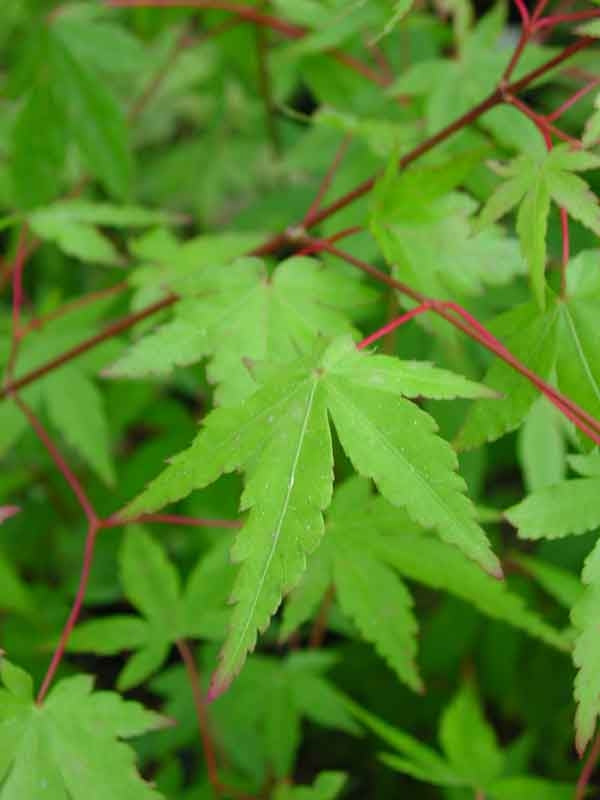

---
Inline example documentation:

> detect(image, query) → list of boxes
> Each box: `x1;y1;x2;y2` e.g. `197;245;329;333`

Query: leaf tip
0;506;20;524
207;672;230;703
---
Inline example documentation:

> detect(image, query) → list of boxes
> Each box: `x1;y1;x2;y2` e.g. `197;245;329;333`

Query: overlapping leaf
67;527;235;689
0;659;168;799
477;147;600;308
151;650;358;785
123;336;499;692
458;252;600;450
282;479;570;679
108;256;377;406
347;684;574;797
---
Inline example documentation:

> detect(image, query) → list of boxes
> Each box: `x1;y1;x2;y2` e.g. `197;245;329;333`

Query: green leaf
439;683;503;788
44;365;115;484
181;540;235;640
66;616;150;656
120;526;181;632
457;303;559;449
0;664;167;798
28;202;178;265
371;0;414;43
0;551;33;616
517;397;565;492
572;538;600;753
506;478;600;539
582;92;600;148
324;346;501;577
516;175;551;309
10;83;66;209
345;699;464;787
333;541;422;691
109;256;376;406
49;31;132;198
369;498;569;651
125;338;500;690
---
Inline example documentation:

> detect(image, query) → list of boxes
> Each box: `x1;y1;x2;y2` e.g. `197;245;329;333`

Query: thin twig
318;242;600;445
176;639;221;797
576;730;600;799
13;395;99;525
103;512;242;529
0;294;176;400
303;136;352;227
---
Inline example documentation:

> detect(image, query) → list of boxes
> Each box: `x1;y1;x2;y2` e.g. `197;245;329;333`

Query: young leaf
505;478;600;540
124;337;500;693
438;683;503;788
0;660;168;799
478;147;600;309
572;538;600;753
108;256;376;406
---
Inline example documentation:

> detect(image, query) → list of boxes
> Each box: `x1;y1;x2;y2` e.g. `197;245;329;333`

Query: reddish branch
10;398;240;705
576;730;600;799
318;242;600;446
0;294;177;399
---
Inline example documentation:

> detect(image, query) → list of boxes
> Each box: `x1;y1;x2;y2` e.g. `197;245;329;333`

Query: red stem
37;521;99;704
103;512;242;529
176;639;221;797
513;0;530;26
506;94;581;146
0;294;177;400
357;303;433;349
535;8;600;32
576;730;600;800
13;395;99;526
21;281;128;336
295;226;363;257
318;243;600;445
303;135;352;226
546;78;600;122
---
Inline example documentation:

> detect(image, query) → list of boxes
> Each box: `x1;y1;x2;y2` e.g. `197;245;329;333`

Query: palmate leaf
123;336;499;693
108;256;376;406
67;528;235;689
0;660;168;799
151;649;357;784
347;686;575;797
477;146;600;309
283;479;570;667
371;156;525;318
